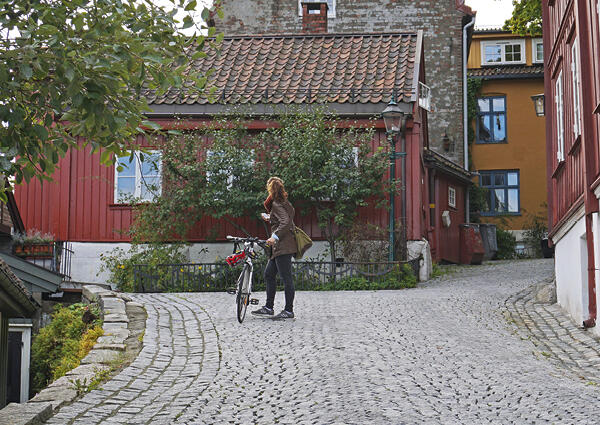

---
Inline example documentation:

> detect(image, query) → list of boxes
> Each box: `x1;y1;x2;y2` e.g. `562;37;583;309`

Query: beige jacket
270;200;297;259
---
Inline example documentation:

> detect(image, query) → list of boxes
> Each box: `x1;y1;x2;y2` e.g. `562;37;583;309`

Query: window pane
507;172;518;186
512;44;521;61
478;115;492;142
484;189;492;212
140;152;161;176
492;97;505;112
493;114;506;142
117;156;135;177
140;176;161;200
505;44;521;62
117;177;135;199
481;174;491;186
494;189;506;212
494;173;505;186
536;43;543;61
508;189;519;212
485;45;502;63
478;99;490;112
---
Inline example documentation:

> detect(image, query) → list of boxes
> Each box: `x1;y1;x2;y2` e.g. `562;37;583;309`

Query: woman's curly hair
267;177;288;202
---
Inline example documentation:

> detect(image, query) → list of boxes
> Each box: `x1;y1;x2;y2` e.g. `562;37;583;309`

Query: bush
523;207;548;258
99;244;188;292
311;263;417;291
495;228;517;260
31;303;103;394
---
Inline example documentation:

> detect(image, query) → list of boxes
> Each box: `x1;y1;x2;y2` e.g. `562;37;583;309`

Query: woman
252;177;297;320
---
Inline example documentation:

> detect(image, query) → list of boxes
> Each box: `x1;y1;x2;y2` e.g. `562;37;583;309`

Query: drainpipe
463;14;475;223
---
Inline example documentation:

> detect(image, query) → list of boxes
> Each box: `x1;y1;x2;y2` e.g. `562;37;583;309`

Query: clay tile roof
144;32;420;106
468;64;544;79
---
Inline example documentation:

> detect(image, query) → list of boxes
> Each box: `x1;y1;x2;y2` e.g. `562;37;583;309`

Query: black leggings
264;254;295;312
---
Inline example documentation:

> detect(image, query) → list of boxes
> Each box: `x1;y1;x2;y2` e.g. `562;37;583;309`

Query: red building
543;0;600;330
16;18;471;282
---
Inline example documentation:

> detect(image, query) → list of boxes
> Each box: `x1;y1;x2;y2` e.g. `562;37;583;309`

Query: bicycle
225;236;268;323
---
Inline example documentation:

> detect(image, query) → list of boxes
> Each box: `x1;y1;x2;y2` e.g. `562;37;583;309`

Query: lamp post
382;100;408;262
530;94;545;117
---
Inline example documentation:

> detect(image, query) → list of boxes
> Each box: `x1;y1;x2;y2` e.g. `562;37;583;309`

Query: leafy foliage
523;205;548;258
269;108;388;261
31;303;103;394
503;0;542;36
495;227;517;260
131;108;390;262
0;0;222;196
98;244;188;291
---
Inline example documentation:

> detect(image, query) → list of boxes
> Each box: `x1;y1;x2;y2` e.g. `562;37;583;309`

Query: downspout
463;14;475;223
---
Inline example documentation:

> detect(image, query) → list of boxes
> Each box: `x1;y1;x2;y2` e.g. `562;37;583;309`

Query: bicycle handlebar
226;235;268;247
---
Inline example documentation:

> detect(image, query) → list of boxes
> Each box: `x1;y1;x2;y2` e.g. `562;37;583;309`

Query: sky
465;0;515;29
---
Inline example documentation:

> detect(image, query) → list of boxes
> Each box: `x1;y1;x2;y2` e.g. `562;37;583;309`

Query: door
7;331;21;403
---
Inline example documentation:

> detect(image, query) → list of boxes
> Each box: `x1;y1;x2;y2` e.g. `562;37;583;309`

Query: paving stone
44;259;600;424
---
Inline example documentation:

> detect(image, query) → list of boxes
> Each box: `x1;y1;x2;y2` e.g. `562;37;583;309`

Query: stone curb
505;278;600;384
0;285;144;424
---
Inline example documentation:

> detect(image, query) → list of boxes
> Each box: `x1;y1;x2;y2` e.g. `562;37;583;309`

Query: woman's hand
266;237;276;246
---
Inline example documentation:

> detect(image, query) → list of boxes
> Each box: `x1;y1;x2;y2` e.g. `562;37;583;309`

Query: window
481;40;526;65
479;170;520;215
476;96;507;143
571;39;581;137
555;71;565;162
205;149;255;190
448;186;456;208
298;0;335;18
532;38;544;63
114;151;161;202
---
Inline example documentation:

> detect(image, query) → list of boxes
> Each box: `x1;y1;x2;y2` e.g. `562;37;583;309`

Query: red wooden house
16;22;471;282
543;0;600;330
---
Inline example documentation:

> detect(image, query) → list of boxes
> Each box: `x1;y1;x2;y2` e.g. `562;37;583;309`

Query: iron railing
16;242;73;280
132;259;420;293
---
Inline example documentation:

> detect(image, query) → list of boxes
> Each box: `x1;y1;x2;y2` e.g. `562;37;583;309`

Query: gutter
462;14;475;222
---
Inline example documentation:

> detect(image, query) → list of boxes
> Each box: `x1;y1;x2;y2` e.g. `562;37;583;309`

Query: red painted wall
16;125;430;244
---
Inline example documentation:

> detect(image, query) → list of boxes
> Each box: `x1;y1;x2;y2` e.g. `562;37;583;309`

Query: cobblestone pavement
46;259;600;424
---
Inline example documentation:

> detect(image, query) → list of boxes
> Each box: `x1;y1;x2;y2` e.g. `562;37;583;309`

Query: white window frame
418;82;432;112
571;38;582;137
480;39;527;65
555;71;565;162
298;0;336;18
532;38;544;64
448;186;456;209
114;151;162;203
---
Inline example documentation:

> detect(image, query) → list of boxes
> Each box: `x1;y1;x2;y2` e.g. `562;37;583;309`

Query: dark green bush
495;228;517;260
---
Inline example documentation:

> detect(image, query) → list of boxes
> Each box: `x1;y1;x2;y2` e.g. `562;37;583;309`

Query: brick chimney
301;2;328;34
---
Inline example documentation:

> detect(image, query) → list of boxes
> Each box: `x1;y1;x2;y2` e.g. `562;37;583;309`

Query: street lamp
531;94;545;117
382;100;409;262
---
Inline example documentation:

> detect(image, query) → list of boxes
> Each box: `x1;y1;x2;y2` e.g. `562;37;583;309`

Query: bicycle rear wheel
236;266;250;323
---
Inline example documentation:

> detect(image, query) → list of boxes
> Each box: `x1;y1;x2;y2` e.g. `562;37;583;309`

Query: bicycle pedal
250;298;259;305
226;288;237;295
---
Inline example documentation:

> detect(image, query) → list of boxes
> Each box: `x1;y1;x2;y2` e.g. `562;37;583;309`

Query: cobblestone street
46;259;600;424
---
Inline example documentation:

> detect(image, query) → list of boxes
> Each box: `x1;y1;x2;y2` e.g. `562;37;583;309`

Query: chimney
302;1;328;34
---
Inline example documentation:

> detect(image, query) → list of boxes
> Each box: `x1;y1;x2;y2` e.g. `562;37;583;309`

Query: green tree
503;0;542;36
131;108;391;263
0;0;222;196
269;108;389;261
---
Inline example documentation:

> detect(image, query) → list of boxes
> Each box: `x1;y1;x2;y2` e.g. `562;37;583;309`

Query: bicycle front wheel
236;266;250;323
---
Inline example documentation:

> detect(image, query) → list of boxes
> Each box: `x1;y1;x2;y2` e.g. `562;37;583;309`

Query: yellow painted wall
471;78;547;230
468;34;537;68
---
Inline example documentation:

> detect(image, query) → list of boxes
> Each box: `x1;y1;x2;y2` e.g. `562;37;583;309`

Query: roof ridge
217;31;419;40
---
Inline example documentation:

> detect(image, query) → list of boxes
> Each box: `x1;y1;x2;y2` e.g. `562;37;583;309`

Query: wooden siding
544;0;600;231
15;127;424;243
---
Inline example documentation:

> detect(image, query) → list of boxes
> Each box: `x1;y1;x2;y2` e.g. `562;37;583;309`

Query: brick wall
217;0;470;167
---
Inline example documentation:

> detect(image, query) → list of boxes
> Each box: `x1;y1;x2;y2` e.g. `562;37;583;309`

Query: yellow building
468;29;546;252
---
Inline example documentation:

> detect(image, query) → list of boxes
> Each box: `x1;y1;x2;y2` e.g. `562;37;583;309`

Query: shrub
523;207;548;258
31;304;103;394
99;243;188;292
495;228;517;260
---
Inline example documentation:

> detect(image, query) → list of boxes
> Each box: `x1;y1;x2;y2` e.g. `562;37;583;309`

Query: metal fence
132;258;421;293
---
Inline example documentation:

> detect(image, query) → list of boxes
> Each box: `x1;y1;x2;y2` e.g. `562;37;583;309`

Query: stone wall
216;0;471;167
